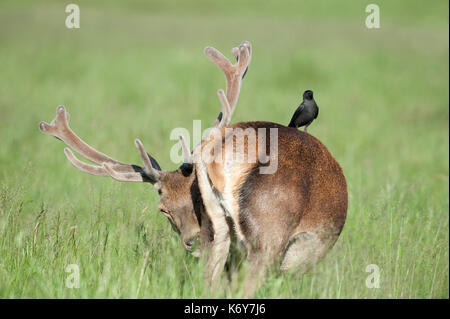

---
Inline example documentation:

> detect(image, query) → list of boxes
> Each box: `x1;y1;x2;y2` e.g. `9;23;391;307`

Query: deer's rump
209;121;348;255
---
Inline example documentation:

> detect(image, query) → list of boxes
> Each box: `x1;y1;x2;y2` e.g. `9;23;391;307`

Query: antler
179;41;252;163
39;106;161;183
206;40;251;130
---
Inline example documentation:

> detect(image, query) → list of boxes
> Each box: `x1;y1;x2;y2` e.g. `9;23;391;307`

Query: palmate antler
39;106;161;183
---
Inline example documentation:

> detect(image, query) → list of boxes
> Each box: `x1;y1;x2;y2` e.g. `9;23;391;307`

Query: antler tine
178;136;193;164
103;163;147;183
216;89;231;129
231;47;240;59
209;89;231;132
66;146;152;183
64;148;109;176
227;43;250;120
134;139;161;182
232;41;251;79
204;47;233;79
236;44;250;74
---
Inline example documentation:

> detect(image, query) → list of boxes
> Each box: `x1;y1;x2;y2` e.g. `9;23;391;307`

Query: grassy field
0;0;448;298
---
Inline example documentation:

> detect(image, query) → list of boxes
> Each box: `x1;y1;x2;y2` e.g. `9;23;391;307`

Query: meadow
0;0;448;298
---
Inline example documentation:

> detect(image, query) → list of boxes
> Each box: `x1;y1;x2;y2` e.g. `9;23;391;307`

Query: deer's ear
147;153;161;171
179;163;194;177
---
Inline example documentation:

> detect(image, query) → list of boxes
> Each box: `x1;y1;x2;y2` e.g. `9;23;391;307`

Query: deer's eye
159;208;170;217
160;209;175;224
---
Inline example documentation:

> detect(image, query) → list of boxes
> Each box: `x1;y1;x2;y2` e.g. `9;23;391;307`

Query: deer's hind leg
280;231;331;274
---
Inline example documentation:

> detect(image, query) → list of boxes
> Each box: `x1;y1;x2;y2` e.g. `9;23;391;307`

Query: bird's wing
288;103;304;127
314;105;319;119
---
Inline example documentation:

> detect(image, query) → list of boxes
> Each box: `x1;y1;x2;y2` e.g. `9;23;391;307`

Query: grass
0;0;448;298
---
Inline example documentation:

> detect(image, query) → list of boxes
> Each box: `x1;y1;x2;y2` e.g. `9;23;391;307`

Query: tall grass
0;0;448;298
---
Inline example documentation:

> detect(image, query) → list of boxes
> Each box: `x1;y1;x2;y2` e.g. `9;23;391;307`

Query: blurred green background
0;0;448;298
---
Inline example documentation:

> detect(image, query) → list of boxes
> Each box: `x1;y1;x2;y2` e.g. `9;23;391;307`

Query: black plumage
288;90;319;132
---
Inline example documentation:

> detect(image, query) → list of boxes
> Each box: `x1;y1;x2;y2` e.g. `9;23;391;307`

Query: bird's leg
303;124;309;132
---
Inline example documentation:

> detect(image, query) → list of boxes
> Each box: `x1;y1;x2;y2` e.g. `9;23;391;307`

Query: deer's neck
190;176;214;245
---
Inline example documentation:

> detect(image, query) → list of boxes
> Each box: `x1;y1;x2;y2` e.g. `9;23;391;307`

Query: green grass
0;0;448;298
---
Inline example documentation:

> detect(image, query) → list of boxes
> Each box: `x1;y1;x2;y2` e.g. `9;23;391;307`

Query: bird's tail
287;119;296;128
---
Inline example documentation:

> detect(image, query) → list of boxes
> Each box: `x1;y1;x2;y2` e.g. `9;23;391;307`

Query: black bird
288;90;319;132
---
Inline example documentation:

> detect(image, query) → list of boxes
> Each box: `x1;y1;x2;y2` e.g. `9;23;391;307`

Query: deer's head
155;165;200;250
39;41;252;253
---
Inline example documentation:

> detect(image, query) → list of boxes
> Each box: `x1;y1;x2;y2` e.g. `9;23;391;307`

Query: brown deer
39;41;347;296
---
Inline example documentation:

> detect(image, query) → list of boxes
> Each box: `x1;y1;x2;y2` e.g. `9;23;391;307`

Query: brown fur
201;121;347;251
232;122;347;253
197;121;347;295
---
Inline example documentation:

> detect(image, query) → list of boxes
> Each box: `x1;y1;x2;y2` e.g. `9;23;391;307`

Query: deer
39;41;348;297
